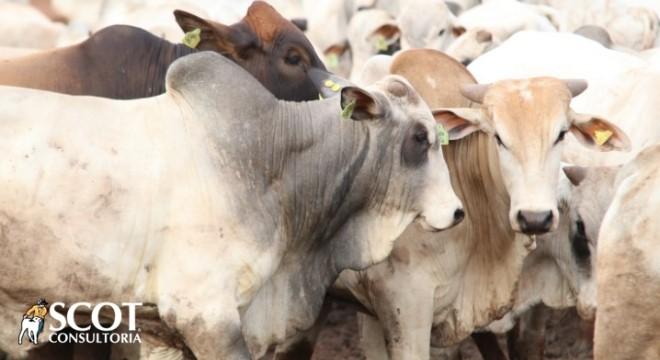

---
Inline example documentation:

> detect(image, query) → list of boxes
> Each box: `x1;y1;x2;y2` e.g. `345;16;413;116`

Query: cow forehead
484;78;571;137
371;76;427;117
242;1;300;44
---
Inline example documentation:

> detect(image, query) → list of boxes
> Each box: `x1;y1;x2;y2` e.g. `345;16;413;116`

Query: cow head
346;9;401;77
397;0;457;50
174;1;326;101
339;76;465;238
561;165;618;320
434;77;630;235
446;27;496;66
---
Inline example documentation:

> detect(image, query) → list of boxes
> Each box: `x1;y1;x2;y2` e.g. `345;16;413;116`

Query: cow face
434;77;630;235
174;2;326;102
346;9;401;77
563;165;619;320
340;76;464;234
446;27;495;66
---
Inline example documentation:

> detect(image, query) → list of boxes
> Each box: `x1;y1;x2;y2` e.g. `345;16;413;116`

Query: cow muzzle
515;209;556;235
415;207;464;232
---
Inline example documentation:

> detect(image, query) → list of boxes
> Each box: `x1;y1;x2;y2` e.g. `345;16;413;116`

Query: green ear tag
341;100;356;119
437;124;449;145
326;53;339;69
182;28;202;48
375;35;388;51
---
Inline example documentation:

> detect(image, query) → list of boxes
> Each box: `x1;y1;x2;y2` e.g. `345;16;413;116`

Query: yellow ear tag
437;124;449;145
341;100;356;119
182;28;201;48
375;35;388;51
326;53;339;69
594;129;613;146
323;79;341;92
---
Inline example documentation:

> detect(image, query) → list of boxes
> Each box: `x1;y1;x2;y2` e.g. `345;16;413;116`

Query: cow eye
554;129;568;145
284;51;302;66
414;130;429;146
438;29;446;36
494;133;507;149
403;125;430;167
572;218;591;262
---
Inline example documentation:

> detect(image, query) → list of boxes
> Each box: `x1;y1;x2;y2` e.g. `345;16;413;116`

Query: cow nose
516;210;553;235
453;208;465;224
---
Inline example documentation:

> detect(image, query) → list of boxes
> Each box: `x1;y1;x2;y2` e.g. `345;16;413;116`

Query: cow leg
160;298;250;360
506;322;520;360
511;305;547;360
273;297;333;360
140;343;185;360
429;342;462;360
358;313;388;360
370;284;435;360
471;331;506;360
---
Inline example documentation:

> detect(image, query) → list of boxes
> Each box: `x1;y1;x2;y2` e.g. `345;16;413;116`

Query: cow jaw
415;148;464;232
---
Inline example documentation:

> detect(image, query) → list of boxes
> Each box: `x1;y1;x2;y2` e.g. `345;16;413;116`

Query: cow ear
569;112;631;152
368;24;401;53
563;165;588;186
174;10;253;56
290;18;307;32
432;108;486;140
451;25;466;37
340;87;382;121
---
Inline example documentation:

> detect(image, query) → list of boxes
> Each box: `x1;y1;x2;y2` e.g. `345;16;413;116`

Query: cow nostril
461;58;472;66
517;210;554;235
454;208;465;223
541;211;553;229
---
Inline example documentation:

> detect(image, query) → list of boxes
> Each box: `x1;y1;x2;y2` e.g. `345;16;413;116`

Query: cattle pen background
1;0;659;360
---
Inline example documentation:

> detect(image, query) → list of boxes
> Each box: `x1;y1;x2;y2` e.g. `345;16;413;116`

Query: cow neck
271;98;374;253
444;131;514;255
143;40;196;97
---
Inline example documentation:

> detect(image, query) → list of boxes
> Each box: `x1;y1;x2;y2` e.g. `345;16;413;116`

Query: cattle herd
0;0;659;359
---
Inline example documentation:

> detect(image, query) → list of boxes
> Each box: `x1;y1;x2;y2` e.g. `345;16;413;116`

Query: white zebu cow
445;0;558;65
333;49;629;360
524;0;659;50
0;52;464;359
384;0;457;51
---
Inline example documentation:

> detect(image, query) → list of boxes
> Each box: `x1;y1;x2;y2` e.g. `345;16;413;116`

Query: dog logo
18;298;49;345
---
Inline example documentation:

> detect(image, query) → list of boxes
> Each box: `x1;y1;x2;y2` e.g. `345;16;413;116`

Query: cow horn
460;84;489;104
564;79;588;97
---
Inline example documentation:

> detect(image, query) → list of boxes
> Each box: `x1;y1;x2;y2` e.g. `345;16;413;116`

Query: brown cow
0;1;326;101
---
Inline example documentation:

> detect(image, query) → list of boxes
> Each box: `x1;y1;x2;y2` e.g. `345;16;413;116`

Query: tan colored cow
594;145;660;358
334;49;629;360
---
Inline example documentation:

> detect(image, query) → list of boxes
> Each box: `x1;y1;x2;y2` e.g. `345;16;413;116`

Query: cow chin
415;209;462;232
415;215;446;232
